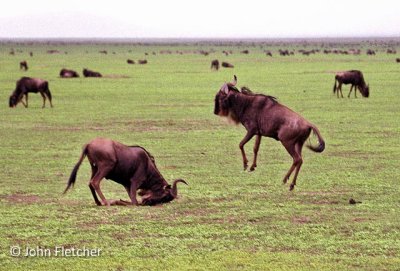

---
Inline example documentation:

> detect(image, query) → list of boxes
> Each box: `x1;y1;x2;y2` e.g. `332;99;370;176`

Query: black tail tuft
307;126;325;153
63;145;88;194
333;79;337;94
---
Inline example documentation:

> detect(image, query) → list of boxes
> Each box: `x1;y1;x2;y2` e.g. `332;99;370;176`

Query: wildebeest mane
239;88;278;104
227;85;239;92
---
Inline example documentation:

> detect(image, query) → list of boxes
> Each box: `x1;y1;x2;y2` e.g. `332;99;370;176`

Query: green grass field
0;39;399;270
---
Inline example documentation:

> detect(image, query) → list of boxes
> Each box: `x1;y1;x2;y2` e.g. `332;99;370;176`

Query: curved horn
227;75;237;87
171;179;188;198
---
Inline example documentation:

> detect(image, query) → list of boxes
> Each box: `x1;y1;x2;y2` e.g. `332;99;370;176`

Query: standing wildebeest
221;62;234;68
211;59;219;70
20;61;28;71
64;138;188;206
9;77;53;108
214;76;325;190
59;68;79;78
333;70;369;98
83;68;102;77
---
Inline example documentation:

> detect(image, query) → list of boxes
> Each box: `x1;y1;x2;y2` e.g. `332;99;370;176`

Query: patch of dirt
291;216;311;224
0;193;46;204
352;217;369;223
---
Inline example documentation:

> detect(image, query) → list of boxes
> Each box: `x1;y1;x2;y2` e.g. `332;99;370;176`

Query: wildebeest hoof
289;184;295;191
243;165;248;171
249;165;256;172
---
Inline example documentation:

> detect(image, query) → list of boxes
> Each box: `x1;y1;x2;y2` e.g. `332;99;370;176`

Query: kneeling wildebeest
333;70;369;98
64;138;188;206
214;76;325;190
60;68;79;78
83;68;102;77
20;61;28;71
221;62;234;68
9;77;53;108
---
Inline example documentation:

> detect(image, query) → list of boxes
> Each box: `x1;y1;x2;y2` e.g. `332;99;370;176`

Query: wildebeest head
361;84;370;97
140;179;188;206
214;75;238;117
9;94;17;108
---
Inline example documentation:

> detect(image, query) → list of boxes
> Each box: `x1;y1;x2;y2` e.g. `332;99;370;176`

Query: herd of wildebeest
5;43;398;206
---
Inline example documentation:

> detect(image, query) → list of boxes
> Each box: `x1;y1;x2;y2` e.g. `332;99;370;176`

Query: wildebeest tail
63;144;88;194
333;78;337;94
44;82;52;101
307;125;325;153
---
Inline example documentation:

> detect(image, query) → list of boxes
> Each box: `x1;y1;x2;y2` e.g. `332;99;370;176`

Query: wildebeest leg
44;90;53;107
88;165;102;206
281;140;303;190
19;94;27;107
355;86;359;98
338;82;344;98
288;142;304;191
249;135;262;171
239;131;255;170
89;184;102;206
89;166;113;206
348;85;353;98
109;199;131;206
112;186;134;206
128;180;139;206
40;92;47;108
24;94;29;107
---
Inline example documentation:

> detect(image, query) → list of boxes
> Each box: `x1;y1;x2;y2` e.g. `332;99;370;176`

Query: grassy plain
0;39;399;270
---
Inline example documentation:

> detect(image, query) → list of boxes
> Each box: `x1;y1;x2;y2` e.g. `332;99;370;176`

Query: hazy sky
0;0;399;38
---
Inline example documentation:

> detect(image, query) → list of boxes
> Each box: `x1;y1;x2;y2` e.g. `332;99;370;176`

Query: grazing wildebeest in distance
366;49;375;55
47;50;60;54
138;59;148;64
83;68;102;77
396;58;400;63
211;59;219;70
64;138;188;206
59;68;79;78
20;61;28;71
279;49;291;56
333;70;369;98
9;77;53;108
221;62;234;68
214;76;325;191
265;51;272;57
127;59;135;64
